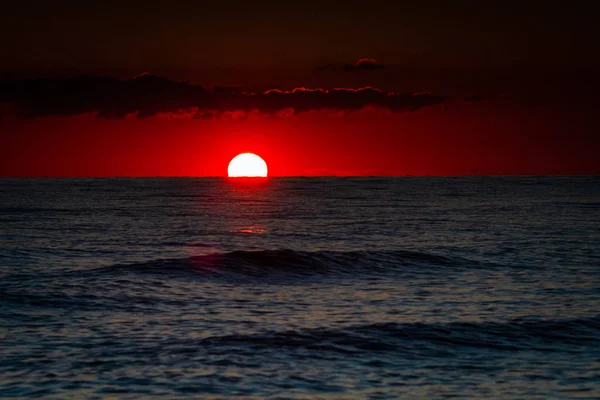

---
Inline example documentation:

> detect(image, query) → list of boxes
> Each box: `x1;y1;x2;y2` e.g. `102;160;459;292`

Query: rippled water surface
1;177;599;398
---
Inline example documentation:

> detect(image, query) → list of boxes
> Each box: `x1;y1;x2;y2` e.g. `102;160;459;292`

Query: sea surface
1;177;599;399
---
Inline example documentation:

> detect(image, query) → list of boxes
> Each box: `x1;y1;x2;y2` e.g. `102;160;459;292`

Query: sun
227;153;268;177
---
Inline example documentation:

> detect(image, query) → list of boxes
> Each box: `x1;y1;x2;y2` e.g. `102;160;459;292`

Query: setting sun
227;153;268;177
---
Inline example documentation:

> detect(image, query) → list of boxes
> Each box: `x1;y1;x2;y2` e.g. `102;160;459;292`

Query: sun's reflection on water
232;225;266;234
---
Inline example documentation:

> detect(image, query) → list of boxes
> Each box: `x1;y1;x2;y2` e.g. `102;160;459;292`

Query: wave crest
203;316;600;354
102;249;474;279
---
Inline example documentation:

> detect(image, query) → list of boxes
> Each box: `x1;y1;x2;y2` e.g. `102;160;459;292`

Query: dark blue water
1;177;599;398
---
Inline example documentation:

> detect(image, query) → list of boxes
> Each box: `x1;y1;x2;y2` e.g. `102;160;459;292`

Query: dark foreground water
1;177;599;399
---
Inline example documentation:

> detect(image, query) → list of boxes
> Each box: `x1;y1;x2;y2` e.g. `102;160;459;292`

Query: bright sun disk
227;153;268;177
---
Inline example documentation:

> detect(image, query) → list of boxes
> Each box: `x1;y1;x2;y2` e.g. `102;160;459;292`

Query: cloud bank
0;74;447;119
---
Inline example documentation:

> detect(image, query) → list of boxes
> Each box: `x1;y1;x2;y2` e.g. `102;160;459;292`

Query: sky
1;0;598;176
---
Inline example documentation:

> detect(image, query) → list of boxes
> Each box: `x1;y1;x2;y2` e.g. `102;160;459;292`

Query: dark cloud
0;74;447;119
318;58;384;72
344;58;384;71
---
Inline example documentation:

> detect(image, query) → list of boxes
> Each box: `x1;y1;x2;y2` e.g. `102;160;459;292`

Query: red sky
1;1;598;176
1;95;597;177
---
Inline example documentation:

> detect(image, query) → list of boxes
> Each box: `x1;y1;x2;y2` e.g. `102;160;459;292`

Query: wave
0;206;75;213
202;316;600;354
96;249;486;280
0;291;187;315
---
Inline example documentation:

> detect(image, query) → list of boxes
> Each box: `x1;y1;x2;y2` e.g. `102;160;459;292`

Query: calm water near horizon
1;177;599;398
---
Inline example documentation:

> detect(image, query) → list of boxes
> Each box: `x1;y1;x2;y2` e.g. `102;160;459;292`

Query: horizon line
0;174;597;179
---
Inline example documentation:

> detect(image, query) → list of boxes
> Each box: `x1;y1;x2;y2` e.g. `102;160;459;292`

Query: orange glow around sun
227;153;268;177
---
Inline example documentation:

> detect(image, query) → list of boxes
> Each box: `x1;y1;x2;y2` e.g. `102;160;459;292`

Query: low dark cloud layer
0;74;447;119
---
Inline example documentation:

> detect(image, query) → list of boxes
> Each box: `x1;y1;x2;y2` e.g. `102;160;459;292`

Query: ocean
1;177;599;399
